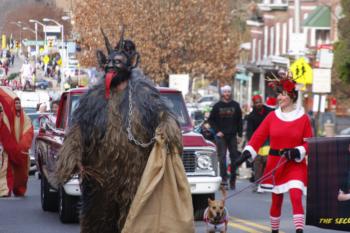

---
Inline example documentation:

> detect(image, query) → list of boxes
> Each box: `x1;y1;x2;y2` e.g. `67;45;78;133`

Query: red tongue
105;71;117;99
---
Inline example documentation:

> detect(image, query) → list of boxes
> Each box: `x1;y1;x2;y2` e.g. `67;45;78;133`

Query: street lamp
42;18;64;52
29;19;48;63
43;18;65;91
22;27;35;34
22;27;37;62
61;15;71;69
10;21;23;45
29;19;47;44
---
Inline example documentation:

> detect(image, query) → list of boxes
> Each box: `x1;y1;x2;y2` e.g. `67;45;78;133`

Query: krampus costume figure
56;29;194;233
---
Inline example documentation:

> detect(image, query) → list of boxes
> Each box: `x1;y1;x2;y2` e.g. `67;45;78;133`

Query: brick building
235;0;341;109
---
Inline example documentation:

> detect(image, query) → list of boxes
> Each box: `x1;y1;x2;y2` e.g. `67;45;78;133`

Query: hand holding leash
282;148;300;160
234;150;252;167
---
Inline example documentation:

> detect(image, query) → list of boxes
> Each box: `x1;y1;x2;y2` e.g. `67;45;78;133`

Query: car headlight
197;155;213;170
194;150;217;175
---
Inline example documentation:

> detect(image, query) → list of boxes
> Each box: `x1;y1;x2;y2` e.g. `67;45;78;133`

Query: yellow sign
57;58;62;66
2;34;6;49
43;55;50;65
289;57;313;85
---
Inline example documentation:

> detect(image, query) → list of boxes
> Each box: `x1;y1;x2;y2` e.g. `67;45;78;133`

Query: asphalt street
0;176;345;233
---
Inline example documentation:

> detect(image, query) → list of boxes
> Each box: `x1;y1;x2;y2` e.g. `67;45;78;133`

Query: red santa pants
270;188;304;217
10;154;29;196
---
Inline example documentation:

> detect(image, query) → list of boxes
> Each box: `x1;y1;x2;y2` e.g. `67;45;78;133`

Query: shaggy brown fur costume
56;69;182;233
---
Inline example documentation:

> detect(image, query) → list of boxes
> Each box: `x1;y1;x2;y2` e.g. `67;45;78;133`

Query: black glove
282;148;300;160
234;150;252;167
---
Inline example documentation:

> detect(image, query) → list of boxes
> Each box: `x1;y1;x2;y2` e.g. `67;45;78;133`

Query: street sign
289;57;313;85
44;25;61;33
169;74;190;97
22;40;45;46
67;42;76;53
43;55;50;65
288;33;306;55
2;34;6;49
312;68;332;93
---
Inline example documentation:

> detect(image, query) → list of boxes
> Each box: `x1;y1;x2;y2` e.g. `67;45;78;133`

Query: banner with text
307;137;350;232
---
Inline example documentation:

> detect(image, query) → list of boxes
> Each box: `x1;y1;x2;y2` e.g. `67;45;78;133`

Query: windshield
28;114;40;130
68;94;81;126
67;91;192;130
161;93;191;129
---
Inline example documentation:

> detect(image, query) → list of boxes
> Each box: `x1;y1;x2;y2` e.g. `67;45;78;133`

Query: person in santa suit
235;72;313;233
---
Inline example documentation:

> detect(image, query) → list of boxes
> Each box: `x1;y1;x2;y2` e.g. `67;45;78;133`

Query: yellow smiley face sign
289;57;313;85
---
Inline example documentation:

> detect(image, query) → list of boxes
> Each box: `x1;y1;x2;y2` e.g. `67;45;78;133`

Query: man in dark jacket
245;95;273;192
208;85;242;190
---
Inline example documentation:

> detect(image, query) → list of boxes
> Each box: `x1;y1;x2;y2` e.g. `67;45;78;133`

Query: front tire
58;186;79;223
41;176;58;212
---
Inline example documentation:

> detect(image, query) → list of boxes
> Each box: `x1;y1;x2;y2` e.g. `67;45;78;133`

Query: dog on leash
203;186;229;233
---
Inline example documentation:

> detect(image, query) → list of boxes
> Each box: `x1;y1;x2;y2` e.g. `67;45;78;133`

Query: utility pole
293;0;304;109
294;0;301;34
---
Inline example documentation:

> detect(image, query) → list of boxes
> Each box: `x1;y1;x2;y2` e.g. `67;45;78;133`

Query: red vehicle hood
182;131;215;147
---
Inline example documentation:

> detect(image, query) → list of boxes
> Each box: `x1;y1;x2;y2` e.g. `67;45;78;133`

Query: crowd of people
0;88;59;197
1;30;317;233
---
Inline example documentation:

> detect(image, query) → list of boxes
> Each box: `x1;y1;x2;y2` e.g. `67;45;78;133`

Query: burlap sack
122;133;195;233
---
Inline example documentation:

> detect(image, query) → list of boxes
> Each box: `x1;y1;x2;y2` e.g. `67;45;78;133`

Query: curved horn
100;28;113;54
117;25;125;51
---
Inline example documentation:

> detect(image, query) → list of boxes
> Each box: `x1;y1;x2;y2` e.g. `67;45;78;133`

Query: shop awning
303;5;331;29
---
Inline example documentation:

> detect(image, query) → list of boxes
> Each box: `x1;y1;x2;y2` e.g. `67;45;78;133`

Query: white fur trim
243;145;257;160
293;214;305;218
275;106;305;122
258;180;307;196
294;146;306;163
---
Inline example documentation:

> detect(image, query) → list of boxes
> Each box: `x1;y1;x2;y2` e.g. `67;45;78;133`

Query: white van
14;91;50;113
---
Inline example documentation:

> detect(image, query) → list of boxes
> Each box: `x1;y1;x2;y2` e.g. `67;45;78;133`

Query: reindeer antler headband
266;71;297;96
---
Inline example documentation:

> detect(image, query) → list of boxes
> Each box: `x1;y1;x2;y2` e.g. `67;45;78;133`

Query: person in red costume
235;72;313;233
0;96;33;197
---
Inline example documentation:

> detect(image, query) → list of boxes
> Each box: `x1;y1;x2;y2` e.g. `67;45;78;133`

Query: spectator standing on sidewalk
245;94;273;192
208;85;242;190
0;97;33;196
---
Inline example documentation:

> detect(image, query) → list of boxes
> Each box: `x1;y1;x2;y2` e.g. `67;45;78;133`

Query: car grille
181;150;196;172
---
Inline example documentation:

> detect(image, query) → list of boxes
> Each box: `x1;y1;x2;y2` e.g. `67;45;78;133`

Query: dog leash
224;156;287;200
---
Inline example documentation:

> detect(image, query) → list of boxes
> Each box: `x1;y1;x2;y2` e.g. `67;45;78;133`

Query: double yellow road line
228;217;285;233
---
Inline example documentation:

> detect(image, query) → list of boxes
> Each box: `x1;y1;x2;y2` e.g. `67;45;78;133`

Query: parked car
27;112;53;174
15;90;50;112
35;87;221;223
197;95;218;109
340;127;350;136
35;79;49;89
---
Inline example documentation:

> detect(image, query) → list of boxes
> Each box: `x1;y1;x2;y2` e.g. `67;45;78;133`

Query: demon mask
96;28;140;99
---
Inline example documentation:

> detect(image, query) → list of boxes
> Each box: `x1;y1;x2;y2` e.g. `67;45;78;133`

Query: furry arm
55;124;83;187
157;111;183;155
